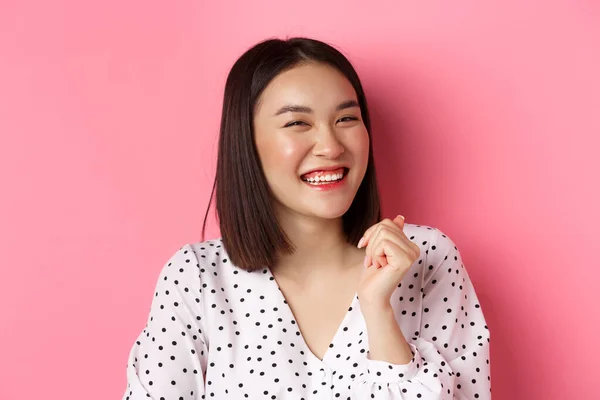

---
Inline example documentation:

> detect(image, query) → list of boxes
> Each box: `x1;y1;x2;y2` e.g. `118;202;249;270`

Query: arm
352;229;492;399
362;304;415;365
122;244;208;400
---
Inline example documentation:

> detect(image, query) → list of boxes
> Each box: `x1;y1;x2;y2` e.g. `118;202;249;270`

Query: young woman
122;37;491;400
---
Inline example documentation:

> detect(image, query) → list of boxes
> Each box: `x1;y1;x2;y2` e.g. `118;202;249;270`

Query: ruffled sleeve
351;229;492;399
121;244;208;400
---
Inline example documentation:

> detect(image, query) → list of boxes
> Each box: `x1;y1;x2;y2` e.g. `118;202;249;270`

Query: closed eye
284;116;359;128
284;121;307;128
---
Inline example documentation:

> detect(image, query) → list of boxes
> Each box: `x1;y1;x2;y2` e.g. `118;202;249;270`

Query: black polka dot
123;229;490;398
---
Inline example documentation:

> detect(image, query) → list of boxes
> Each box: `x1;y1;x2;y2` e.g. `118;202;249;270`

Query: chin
313;210;347;219
306;202;353;220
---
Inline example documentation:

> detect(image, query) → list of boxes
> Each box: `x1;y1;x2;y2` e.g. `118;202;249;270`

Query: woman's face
253;62;370;221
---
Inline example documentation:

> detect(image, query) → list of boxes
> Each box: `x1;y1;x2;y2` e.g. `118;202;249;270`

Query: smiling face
253;62;370;221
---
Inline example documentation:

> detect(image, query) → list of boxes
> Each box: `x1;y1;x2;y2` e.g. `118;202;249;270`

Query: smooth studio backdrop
0;1;598;399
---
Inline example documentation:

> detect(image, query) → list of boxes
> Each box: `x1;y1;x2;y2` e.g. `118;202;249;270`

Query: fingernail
357;237;365;248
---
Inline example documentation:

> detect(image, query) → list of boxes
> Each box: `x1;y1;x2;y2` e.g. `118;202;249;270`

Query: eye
338;116;359;123
284;121;307;128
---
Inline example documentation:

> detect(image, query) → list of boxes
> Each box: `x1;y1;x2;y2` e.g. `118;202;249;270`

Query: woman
122;37;491;399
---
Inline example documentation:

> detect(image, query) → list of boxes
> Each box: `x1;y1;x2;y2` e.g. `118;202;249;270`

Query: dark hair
201;37;381;272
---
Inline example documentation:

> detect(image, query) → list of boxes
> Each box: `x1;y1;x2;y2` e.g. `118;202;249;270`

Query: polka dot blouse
122;224;491;399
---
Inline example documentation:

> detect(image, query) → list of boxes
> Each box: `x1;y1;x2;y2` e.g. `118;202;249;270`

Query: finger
367;225;393;269
357;223;379;249
364;253;372;268
365;223;384;268
369;226;416;269
393;215;405;230
375;237;400;270
376;253;387;269
358;217;403;249
369;228;388;269
374;240;407;271
365;223;387;267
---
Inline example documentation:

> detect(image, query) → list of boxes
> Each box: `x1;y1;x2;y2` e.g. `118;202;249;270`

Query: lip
301;171;349;191
299;164;349;177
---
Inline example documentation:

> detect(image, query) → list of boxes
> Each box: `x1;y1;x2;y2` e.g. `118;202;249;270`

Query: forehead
255;63;357;114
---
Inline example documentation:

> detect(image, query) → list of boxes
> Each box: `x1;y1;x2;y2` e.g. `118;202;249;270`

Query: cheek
258;136;305;173
345;128;370;161
280;141;299;160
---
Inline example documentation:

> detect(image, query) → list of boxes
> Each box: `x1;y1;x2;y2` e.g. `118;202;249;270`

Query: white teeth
302;172;344;183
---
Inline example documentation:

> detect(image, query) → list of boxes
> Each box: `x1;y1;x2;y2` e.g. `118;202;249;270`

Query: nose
312;126;345;159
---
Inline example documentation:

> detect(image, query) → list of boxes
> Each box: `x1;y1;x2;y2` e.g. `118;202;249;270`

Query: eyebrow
273;99;360;116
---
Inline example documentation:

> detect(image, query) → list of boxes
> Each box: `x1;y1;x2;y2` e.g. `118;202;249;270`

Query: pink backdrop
1;1;598;399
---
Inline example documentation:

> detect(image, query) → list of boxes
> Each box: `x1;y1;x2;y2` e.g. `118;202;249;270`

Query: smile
300;168;349;190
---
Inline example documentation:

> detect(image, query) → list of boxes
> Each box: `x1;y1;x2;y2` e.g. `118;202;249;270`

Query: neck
272;211;362;285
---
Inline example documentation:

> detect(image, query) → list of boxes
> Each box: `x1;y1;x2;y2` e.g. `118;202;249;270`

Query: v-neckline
265;266;358;364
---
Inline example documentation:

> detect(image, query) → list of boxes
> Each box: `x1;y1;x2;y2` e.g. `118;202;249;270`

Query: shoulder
186;238;227;265
154;238;230;288
403;223;463;281
161;238;227;271
184;237;258;288
176;238;234;279
186;237;245;273
403;222;457;256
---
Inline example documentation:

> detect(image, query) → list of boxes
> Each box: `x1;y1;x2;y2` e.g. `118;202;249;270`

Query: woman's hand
356;215;421;310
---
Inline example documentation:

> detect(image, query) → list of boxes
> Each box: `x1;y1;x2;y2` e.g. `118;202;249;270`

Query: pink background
1;1;598;399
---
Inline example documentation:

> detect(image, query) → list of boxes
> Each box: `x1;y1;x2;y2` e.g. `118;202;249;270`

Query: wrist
359;300;394;321
361;303;414;365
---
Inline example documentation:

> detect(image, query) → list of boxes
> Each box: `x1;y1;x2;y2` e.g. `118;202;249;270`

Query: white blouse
122;223;491;399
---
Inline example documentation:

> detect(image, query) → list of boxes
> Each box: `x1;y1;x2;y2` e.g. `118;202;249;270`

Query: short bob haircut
201;37;381;272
